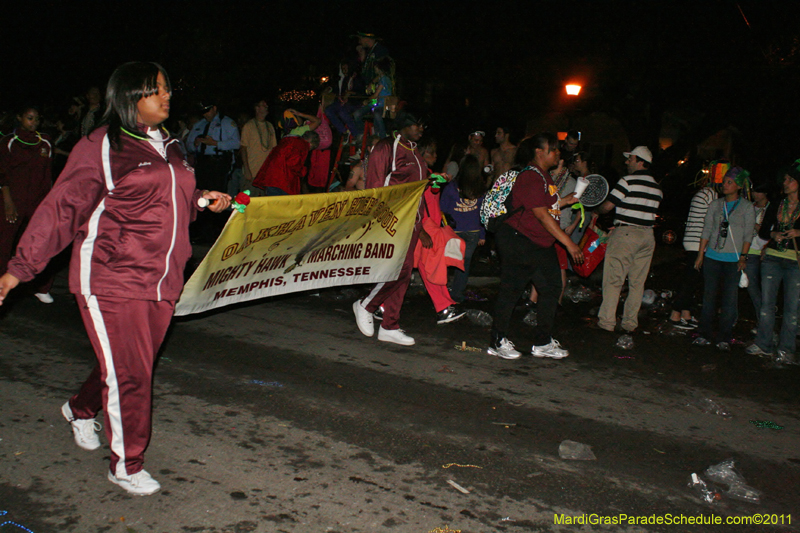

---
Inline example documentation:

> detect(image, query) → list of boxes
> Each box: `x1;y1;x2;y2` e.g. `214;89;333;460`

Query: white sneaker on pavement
377;327;415;346
531;338;569;359
353;300;374;337
108;469;161;496
34;292;54;304
745;343;771;356
487;337;522;360
61;401;101;451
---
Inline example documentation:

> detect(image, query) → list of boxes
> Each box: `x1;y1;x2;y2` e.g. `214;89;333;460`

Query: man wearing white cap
594;146;662;333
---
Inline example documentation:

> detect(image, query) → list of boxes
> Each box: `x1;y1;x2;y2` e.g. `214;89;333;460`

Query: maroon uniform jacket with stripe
0;130;53;215
7;126;203;302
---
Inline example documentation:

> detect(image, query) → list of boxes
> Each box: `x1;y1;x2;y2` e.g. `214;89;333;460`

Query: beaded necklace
776;196;800;251
553;167;570;193
254;119;271;150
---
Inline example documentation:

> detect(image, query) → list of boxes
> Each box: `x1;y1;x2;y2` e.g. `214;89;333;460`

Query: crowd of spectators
3;29;799;368
2;25;799;503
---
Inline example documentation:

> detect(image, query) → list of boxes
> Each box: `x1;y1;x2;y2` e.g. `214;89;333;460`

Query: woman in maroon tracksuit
0;62;231;495
0;106;54;302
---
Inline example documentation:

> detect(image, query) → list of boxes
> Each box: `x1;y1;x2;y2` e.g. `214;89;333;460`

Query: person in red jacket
0;106;54;302
0;62;231;496
251;130;320;195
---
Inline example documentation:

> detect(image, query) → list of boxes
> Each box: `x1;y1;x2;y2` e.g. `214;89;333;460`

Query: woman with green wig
693;166;755;351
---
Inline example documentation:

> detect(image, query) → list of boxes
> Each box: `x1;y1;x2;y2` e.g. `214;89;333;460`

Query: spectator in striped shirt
594;146;663;333
669;179;719;329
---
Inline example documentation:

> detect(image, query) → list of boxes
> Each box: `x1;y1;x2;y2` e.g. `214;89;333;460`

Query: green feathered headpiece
725;166;752;200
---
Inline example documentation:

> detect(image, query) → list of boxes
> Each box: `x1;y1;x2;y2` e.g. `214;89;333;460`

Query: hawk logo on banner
175;181;427;316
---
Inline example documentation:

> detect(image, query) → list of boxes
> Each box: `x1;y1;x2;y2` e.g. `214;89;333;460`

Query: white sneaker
353;300;374;337
108;469;161;496
487;338;522;360
745;343;771;356
531;338;569;359
377;327;415;346
61;401;101;451
34;292;54;304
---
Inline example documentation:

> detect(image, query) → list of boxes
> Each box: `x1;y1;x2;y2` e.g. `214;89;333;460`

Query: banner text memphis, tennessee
175;181;427;316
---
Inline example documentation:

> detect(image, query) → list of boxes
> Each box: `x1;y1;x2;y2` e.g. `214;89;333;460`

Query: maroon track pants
362;224;421;330
68;294;174;477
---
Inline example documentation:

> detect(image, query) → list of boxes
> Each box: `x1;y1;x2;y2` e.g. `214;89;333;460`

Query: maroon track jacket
7;126;204;302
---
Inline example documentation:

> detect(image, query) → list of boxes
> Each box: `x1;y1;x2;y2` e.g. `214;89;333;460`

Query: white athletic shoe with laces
531;338;569;359
377;327;415;346
353;300;374;337
487;337;522;360
108;469;161;496
61;401;101;451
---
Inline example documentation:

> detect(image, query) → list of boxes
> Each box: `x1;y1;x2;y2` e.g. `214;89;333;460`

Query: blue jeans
755;255;800;354
325;100;360;135
450;231;480;303
353;104;386;138
698;257;739;342
744;254;763;318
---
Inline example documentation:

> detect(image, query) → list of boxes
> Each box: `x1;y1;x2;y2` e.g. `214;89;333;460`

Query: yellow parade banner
175;180;427;316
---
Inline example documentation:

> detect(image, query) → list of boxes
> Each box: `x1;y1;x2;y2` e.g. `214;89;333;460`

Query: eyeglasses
719;220;729;238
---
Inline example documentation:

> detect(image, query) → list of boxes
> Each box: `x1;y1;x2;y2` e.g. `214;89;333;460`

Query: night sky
4;0;800;170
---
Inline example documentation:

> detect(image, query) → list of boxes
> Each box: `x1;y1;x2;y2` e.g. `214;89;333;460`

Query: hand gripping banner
175;181;427;316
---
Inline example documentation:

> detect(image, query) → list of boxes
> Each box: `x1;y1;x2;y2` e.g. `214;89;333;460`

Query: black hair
100;61;171;150
566;130;580;141
514;133;557;168
496;126;512;140
456;154;486;201
418;136;437;155
572;150;592;165
777;162;800;184
17;104;40;116
752;181;771;194
514;138;536;169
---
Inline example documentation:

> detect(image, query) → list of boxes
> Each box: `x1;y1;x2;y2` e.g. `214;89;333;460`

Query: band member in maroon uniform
0;62;231;495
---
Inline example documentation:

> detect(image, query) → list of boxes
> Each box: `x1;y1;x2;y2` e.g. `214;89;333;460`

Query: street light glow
565;84;582;96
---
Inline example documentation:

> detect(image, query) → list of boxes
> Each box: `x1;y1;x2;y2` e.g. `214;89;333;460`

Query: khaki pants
598;226;655;331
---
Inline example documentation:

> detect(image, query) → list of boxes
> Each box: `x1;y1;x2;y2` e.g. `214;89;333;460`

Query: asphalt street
1;247;798;533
